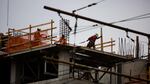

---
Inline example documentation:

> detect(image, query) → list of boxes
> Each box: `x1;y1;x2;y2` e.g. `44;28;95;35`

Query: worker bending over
55;35;67;45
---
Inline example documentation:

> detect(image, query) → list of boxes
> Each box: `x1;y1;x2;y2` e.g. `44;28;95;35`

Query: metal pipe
43;56;150;82
136;36;139;59
44;6;150;37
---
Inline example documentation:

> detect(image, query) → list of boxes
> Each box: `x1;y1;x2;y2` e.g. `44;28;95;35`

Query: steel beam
43;56;150;83
44;6;150;37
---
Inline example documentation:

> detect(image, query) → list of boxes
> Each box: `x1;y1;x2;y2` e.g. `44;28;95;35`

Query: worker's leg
93;45;95;49
87;42;92;48
91;42;95;49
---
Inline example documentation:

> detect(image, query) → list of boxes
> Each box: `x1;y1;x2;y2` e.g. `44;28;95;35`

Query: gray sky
0;0;150;54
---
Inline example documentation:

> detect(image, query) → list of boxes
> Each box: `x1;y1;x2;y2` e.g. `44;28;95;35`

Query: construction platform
0;44;131;67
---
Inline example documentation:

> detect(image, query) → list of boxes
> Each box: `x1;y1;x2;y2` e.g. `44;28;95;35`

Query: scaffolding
2;20;57;54
0;5;149;84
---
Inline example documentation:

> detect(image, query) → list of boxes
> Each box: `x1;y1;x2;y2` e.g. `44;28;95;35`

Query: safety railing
3;20;57;54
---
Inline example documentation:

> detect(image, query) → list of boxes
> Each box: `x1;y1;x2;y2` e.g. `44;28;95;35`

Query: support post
94;70;99;83
148;36;150;63
50;20;54;44
58;51;70;79
147;36;150;84
110;68;112;84
111;38;113;53
10;60;22;84
10;61;16;84
117;63;122;84
29;25;32;49
100;28;103;51
136;36;139;59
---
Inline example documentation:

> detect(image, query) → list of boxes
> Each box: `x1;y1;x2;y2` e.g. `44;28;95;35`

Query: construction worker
55;35;67;45
33;28;42;46
34;28;42;40
87;33;101;49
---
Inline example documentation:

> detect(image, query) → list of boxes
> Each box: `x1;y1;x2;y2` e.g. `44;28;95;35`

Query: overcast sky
0;0;150;54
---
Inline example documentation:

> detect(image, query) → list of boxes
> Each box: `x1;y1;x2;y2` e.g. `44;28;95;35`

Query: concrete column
10;60;22;84
58;51;70;80
10;61;16;84
117;64;122;84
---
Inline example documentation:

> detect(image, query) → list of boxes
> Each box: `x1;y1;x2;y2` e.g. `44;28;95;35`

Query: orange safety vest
58;37;67;45
34;31;41;41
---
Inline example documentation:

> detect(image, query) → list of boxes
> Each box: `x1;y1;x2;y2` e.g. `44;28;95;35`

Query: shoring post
44;56;150;83
136;36;139;59
111;38;113;53
110;68;112;84
148;36;150;63
29;25;32;49
50;20;54;44
7;28;11;54
110;38;113;84
147;36;150;84
94;70;99;83
100;28;103;51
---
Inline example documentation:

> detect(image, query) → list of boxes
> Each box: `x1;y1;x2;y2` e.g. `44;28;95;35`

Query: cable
72;0;106;45
111;13;150;24
72;0;106;13
7;0;10;26
70;12;150;34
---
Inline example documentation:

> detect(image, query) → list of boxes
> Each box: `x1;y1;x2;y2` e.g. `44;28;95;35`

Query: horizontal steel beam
44;56;150;82
44;6;150;37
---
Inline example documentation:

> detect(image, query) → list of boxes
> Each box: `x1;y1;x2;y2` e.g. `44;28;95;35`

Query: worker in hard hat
33;28;42;46
55;34;67;45
87;33;101;49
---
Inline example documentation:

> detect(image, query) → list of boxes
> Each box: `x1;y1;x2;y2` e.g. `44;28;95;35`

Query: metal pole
111;38;113;53
44;6;150;37
94;70;99;83
51;20;54;44
110;68;112;84
136;36;139;59
29;25;32;49
100;28;103;51
44;56;150;82
147;36;150;84
148;36;150;62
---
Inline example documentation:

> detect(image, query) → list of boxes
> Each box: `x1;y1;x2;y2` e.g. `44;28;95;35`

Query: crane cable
72;0;106;13
111;13;150;24
7;0;10;27
72;0;106;45
72;12;150;34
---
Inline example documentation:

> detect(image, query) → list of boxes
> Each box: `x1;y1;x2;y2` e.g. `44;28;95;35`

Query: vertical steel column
94;70;99;83
50;20;54;44
29;25;32;49
100;28;103;51
111;38;113;53
147;36;150;84
136;36;139;59
117;64;122;84
148;36;150;63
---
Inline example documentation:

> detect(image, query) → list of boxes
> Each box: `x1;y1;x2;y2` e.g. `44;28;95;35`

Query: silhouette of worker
33;28;41;46
56;35;67;45
87;33;101;49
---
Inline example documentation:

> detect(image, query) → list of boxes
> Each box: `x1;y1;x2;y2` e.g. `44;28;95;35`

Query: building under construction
0;6;150;84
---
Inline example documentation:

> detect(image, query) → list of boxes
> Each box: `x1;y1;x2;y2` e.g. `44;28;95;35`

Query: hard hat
95;33;98;37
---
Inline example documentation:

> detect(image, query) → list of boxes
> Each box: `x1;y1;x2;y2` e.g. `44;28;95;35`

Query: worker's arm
97;36;102;39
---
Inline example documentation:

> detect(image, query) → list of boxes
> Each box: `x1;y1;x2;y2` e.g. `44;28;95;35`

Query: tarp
6;30;48;53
